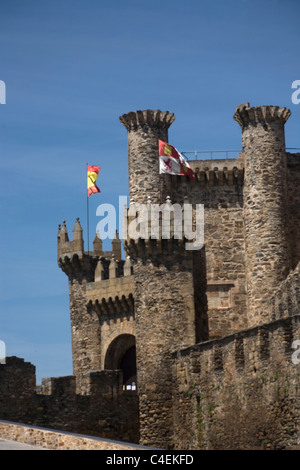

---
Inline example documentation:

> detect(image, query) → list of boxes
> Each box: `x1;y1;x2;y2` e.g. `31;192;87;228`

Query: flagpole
86;163;90;255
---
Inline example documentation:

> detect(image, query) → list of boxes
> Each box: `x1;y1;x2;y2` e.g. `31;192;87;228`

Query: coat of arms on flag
87;165;101;196
158;140;195;180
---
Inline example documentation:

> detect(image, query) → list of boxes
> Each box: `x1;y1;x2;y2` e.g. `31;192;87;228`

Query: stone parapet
122;197;203;264
233;103;291;127
187;156;244;187
57;221;122;280
119;109;176;131
0;361;139;444
172;314;300;450
269;262;300;322
86;274;134;303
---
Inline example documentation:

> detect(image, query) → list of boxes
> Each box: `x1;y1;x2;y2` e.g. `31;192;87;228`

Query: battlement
86;272;134;324
38;376;76;395
172;314;300;449
38;370;123;398
123;196;204;262
57;218;122;279
57;218;84;257
269;262;300;322
1;356;35;369
162;151;299;191
92;255;133;282
119;109;176;131
182;158;244;187
233;103;291;127
0;359;139;443
174;315;300;378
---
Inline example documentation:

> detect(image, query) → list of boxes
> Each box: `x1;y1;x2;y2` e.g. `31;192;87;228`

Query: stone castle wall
234;105;291;327
162;156;247;338
86;269;135;370
2;104;299;451
132;255;203;448
0;357;139;444
287;153;300;269
268;262;300;322
172;314;300;450
58;220;135;388
67;265;135;387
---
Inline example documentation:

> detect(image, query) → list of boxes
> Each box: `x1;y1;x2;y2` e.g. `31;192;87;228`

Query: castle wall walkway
0;420;148;451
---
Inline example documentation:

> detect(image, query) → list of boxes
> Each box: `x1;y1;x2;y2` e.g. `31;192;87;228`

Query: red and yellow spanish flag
158;140;195;180
87;165;101;197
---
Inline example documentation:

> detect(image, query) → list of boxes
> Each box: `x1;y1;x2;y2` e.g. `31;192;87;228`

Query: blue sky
0;0;299;384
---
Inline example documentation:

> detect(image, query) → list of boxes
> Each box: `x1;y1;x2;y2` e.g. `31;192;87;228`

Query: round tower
234;103;291;327
119;110;176;204
120;110;208;448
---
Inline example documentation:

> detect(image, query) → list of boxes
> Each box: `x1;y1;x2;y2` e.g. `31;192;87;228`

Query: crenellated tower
120;110;208;448
57;218;131;391
234;103;291;327
119;110;176;204
54;102;300;450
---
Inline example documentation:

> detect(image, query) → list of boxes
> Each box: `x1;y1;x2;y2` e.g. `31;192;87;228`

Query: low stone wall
0;420;146;450
0;359;139;444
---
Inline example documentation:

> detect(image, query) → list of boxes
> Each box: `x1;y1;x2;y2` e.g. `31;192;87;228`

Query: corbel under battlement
122;196;203;262
87;293;134;324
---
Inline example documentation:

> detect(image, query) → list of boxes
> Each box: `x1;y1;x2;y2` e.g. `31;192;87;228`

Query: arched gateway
104;334;137;390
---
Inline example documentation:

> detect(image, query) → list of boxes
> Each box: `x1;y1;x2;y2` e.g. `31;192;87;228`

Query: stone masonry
234;104;291;327
0;102;299;450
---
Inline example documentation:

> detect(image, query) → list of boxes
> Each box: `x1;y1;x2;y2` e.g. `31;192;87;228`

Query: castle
1;103;300;450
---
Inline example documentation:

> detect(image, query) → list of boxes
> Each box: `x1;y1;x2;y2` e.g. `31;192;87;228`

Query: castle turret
57;223;62;260
112;229;121;260
120;110;208;448
119;110;176;204
72;217;84;252
57;214;136;392
93;232;103;256
234;103;291;327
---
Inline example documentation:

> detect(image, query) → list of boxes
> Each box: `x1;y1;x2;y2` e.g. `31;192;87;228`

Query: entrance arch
104;334;137;389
